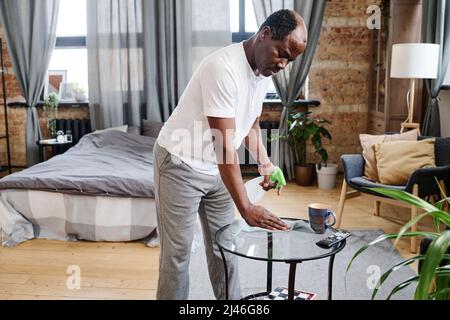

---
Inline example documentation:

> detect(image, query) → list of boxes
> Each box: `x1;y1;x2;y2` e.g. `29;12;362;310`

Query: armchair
336;137;450;253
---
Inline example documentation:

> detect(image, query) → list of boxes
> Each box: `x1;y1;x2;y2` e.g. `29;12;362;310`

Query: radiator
55;118;92;145
238;120;280;166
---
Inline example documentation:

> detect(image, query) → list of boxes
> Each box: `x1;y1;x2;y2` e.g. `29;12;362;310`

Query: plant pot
294;164;316;186
74;92;88;102
316;163;338;190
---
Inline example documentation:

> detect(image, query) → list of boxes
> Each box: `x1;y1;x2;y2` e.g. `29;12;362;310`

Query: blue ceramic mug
308;203;336;234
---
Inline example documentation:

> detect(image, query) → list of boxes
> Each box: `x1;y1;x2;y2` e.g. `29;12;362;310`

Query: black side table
37;139;73;162
215;218;346;300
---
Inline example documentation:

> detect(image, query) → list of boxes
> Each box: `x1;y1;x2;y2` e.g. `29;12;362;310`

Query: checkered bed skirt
0;189;157;247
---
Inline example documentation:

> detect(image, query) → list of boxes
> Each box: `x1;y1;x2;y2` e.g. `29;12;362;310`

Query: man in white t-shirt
154;9;308;300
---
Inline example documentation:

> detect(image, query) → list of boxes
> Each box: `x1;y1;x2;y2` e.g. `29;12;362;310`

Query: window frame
232;0;256;43
45;37;87;100
55;36;86;48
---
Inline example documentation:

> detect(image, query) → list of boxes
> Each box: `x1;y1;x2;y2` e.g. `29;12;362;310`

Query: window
230;0;258;42
46;0;88;99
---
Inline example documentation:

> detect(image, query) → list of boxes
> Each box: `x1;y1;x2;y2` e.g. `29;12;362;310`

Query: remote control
316;230;351;248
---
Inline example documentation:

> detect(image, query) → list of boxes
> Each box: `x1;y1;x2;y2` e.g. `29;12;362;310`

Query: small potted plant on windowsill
73;83;88;102
273;111;332;186
43;92;59;138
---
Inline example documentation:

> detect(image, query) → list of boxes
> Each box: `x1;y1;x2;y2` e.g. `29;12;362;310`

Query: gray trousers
153;142;241;300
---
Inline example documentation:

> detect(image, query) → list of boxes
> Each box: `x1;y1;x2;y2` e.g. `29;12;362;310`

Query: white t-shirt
157;42;271;175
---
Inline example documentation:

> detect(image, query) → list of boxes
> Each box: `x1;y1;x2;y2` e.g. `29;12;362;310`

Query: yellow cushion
374;139;436;185
359;129;418;181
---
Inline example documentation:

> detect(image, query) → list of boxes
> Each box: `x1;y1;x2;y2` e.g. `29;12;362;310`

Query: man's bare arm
207;117;287;230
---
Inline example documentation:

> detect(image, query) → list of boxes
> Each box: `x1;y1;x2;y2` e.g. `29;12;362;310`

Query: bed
0;129;158;247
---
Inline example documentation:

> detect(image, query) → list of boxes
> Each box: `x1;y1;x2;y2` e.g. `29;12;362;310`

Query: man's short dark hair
259;9;301;40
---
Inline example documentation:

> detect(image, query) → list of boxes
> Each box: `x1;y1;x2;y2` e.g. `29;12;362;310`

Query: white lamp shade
390;43;440;79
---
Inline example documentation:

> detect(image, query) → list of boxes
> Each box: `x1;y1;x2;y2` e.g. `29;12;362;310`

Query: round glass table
215;218;347;300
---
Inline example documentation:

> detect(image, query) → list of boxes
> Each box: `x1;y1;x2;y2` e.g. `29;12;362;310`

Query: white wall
444;61;450;86
439;90;450;137
438;58;450;137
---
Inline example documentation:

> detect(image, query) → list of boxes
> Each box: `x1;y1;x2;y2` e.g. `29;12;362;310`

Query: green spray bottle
269;166;287;190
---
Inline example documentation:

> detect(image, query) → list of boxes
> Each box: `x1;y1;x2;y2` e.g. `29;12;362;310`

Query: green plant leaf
306;123;318;134
431;287;450;300
317;149;328;163
292;111;311;119
434;177;449;203
433;216;442;233
368;188;440;212
436;265;450;271
387;276;420;300
346;231;439;275
431;269;450;300
319;127;332;140
415;231;450;300
428;211;450;228
289;120;298;132
304;131;312;141
434;270;450;277
435;197;450;210
311;136;321;149
393;212;432;248
371;255;425;300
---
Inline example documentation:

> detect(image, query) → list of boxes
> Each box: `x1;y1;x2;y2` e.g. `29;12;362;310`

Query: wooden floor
0;175;434;300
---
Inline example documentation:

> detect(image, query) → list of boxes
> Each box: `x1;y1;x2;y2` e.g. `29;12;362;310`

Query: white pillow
95;125;128;133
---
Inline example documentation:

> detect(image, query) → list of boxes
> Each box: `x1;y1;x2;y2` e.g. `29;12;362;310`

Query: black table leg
288;263;297;300
38;145;44;162
328;254;336;300
267;232;273;293
218;245;229;300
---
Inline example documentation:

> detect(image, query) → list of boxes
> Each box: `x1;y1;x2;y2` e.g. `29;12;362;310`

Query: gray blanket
0;131;156;198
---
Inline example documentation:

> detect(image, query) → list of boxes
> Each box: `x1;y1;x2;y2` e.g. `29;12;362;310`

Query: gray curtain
87;0;192;129
143;0;192;122
0;0;59;166
191;0;232;72
253;0;326;180
422;0;450;137
87;0;145;129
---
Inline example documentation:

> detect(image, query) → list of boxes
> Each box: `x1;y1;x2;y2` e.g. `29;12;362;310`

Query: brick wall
308;0;380;168
0;25;26;168
0;26;89;168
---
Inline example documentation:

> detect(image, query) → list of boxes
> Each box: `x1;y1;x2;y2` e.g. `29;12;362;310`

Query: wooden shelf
8;101;89;108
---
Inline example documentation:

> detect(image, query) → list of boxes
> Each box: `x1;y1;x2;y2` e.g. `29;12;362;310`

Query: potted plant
315;146;338;190
347;185;450;300
73;83;88;102
43;92;59;138
274;111;332;186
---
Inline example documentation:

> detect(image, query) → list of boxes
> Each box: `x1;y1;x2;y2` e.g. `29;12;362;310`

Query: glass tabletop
215;218;345;262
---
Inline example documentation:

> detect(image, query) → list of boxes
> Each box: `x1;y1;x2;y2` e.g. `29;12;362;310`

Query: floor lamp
390;43;440;134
